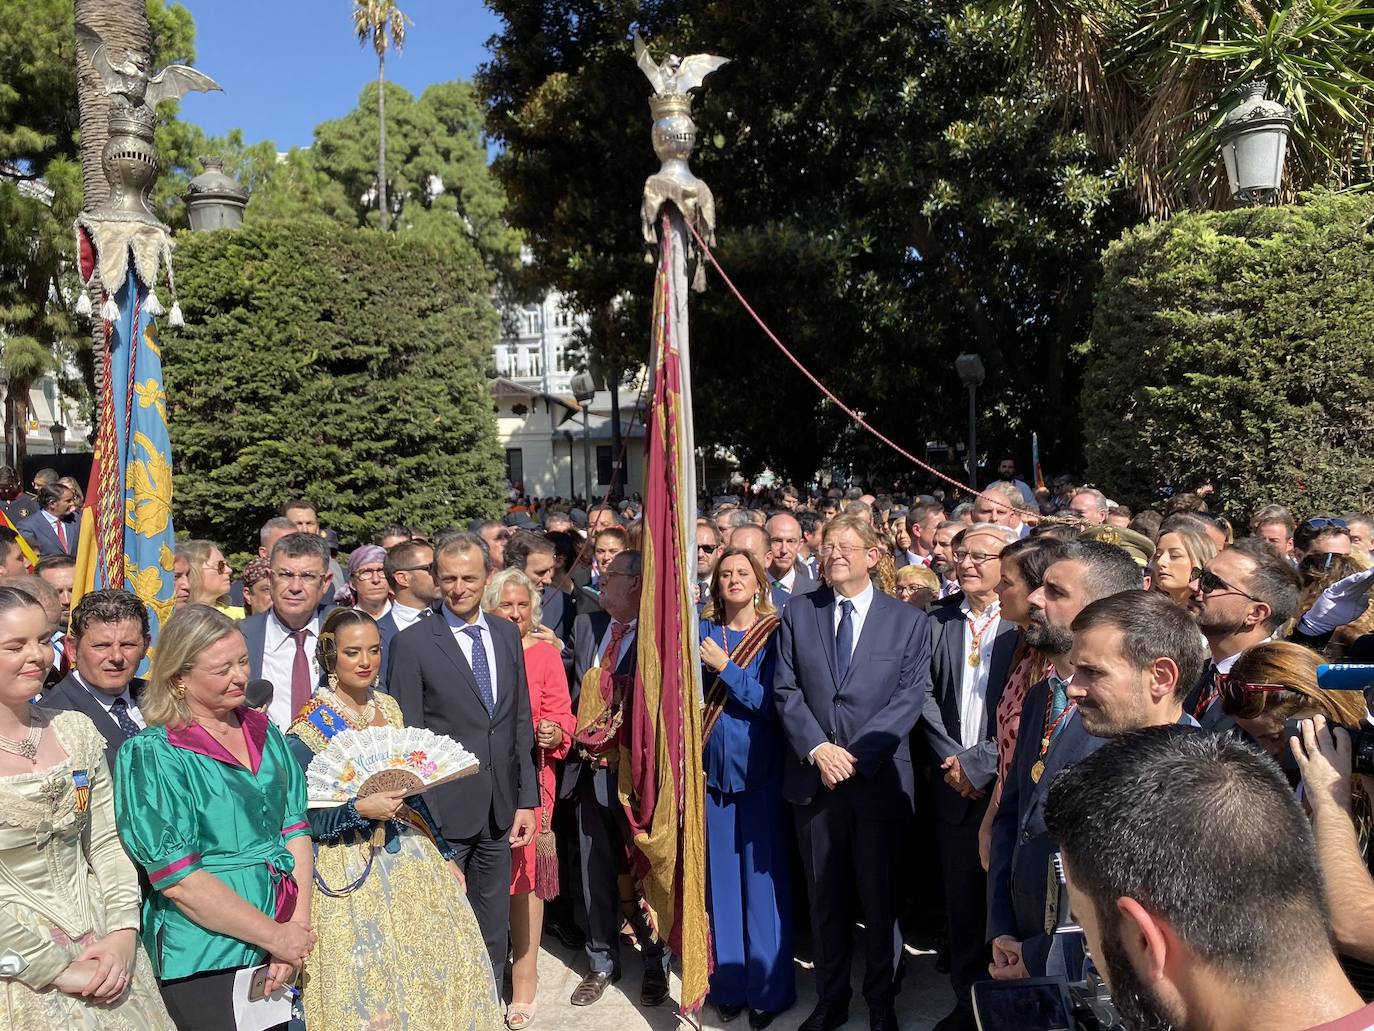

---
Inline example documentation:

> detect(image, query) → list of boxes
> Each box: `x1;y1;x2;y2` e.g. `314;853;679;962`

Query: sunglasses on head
1217;672;1290;715
1190;566;1263;603
1304;517;1348;531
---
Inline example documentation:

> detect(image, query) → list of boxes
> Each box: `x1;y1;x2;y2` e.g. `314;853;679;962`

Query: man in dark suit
920;524;1020;1031
39;589;149;769
767;512;819;607
17;482;79;559
239;532;334;730
986;541;1144;982
386;532;538;978
373;538;438;685
774;514;931;1031
565;549;671;1008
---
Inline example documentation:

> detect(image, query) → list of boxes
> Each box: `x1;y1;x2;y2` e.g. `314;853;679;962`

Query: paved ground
530;934;955;1030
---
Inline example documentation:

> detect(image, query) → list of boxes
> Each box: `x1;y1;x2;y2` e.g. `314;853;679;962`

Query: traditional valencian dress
115;706;311;1027
0;709;173;1029
286;691;501;1031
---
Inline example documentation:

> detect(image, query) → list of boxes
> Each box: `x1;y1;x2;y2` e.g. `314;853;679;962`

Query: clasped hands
813;742;857;788
53;927;139;1001
942;754;986;799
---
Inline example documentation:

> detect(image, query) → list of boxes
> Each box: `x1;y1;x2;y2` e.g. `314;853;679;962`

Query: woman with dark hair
699;546;794;1027
976;536;1066;868
0;586;174;1027
285;607;500;1031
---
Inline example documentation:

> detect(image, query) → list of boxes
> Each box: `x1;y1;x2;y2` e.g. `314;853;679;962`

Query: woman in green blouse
115;604;317;1031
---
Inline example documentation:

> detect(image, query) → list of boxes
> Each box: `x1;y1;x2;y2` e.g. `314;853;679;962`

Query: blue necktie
109;697;141;739
1048;675;1071;742
835;599;855;684
462;625;495;716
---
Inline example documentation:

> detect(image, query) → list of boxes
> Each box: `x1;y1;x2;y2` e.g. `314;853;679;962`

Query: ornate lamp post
571;371;597;502
1219;82;1294;206
49;423;67;455
182;158;250;231
955;353;985;485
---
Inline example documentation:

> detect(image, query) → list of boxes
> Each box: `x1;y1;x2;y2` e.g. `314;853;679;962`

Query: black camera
971;853;1122;1030
1281;717;1374;778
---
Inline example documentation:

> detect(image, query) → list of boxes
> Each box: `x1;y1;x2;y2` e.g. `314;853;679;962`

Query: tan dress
0;708;173;1030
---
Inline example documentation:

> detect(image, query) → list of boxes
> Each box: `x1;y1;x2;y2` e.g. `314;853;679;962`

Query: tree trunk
73;0;151;433
377;54;389;231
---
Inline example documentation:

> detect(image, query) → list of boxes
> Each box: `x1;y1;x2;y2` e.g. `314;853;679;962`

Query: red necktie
604;621;629;672
289;629;311;721
55;520;67;552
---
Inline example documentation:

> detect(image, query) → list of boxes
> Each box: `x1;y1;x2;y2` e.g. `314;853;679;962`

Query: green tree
480;1;1134;483
165;220;505;548
1081;189;1374;520
352;0;410;231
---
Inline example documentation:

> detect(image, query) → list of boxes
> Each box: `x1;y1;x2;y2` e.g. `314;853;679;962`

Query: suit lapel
940;606;965;737
814;591;839;688
985;623;1020;717
842;593;886;689
430;614;486;712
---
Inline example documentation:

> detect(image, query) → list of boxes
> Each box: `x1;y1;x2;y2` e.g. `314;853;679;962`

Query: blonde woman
114;605;315;1030
180;540;244;620
0;586;173;1028
1151;526;1218;608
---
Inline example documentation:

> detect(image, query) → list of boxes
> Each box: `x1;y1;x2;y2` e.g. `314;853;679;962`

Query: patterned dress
287;692;502;1031
0;709;173;1030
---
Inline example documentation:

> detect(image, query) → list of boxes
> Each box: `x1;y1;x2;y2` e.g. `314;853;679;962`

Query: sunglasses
1190;567;1263;604
205;560;231;574
1218;673;1290;716
1304;517;1348;531
697;543;718;554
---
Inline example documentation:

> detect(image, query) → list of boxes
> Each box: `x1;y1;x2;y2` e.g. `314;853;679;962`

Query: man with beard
985;540;1143;982
932;520;964;598
1185;538;1301;732
1045;728;1373;1031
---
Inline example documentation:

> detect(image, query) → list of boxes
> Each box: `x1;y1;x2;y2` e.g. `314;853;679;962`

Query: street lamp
954;353;985;485
182;158;250;231
571;371;597;502
49;422;67;455
1218;81;1293;207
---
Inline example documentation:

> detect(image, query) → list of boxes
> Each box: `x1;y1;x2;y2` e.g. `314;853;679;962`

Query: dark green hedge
1082;190;1374;521
164;219;505;549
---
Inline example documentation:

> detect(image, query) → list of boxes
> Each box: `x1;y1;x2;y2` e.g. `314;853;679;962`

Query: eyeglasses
1190;567;1263;603
394;564;431;573
1218;673;1291;715
819;543;871;557
895;584;924;597
272;570;323;586
353;568;387;581
953;549;1001;566
204;560;230;574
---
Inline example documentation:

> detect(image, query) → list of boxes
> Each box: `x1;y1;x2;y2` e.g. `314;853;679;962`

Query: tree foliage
480;0;1135;482
164;220;505;548
1081;189;1374;521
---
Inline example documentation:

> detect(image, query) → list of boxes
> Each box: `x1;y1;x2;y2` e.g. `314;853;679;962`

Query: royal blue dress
700;616;796;1015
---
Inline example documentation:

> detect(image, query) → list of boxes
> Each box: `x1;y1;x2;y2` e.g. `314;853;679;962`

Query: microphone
244;678;274;710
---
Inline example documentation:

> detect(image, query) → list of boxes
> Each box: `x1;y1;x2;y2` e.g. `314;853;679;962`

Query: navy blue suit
986;678;1105;975
17;510;79;558
773;585;930;1010
701;616;795;1013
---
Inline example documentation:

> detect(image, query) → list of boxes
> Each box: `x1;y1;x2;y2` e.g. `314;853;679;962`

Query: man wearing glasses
1185;537;1301;732
241;531;335;730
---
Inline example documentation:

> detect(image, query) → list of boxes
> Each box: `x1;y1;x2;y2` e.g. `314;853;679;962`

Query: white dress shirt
595;618;638;668
775;567;797;592
389;600;427;633
831;580;875;660
73;671;145;729
263;610;321;730
957;599;1001;750
445;607;500;704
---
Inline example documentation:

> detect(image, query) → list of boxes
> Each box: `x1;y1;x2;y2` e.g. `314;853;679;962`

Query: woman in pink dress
483;568;575;1030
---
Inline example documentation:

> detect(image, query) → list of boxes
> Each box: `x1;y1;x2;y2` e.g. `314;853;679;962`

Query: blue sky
175;0;501;150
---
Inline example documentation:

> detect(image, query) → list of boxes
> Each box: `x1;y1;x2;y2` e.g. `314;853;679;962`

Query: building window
506;448;524;487
596;445;613;486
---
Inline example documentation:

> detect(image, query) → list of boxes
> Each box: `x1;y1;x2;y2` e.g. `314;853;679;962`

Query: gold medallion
1031;760;1046;783
967;650;981;668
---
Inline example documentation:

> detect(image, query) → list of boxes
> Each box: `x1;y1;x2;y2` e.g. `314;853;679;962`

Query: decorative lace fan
305;726;479;809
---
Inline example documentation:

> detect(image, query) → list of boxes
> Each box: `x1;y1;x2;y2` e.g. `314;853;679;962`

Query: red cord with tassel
533;746;559;901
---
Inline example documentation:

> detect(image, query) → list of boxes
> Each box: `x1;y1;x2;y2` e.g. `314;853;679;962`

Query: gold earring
172;680;186;700
327;672;339;692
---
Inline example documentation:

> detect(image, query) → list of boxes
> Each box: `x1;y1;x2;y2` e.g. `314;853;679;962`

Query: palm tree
987;1;1374;214
352;0;410;231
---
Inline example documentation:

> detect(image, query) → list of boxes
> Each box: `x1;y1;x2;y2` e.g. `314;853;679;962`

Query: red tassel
533;746;559;900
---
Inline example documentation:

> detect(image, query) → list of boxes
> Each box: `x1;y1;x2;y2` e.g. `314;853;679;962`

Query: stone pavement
531;935;955;1030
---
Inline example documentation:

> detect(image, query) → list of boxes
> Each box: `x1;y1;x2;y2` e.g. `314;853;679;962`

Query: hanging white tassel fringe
168;303;184;328
75;292;92;316
145;290;165;316
100;296;121;322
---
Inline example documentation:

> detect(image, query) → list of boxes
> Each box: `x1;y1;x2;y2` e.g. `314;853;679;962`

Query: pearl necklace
0;720;43;761
322;685;376;728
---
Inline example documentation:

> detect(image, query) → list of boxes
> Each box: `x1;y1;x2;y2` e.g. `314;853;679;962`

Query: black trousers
159;967;289;1031
936;801;992;1011
447;813;515;978
794;789;904;1009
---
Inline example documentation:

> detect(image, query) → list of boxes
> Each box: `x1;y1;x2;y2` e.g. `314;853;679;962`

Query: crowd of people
2;456;1374;1031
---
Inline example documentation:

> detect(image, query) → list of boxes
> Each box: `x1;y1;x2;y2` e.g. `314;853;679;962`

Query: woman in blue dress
699;546;795;1029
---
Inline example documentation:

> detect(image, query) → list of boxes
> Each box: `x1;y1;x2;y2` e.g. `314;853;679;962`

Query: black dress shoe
749;1008;781;1029
930;1006;978;1031
869;1007;900;1031
716;1002;745;1022
798;1001;850;1031
544;919;586;949
641;968;671;1007
570;970;619;1006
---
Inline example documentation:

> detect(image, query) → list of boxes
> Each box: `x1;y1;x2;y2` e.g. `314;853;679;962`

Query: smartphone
247;964;269;1002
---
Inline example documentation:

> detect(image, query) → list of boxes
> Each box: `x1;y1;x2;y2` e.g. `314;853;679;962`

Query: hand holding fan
306;726;478;809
